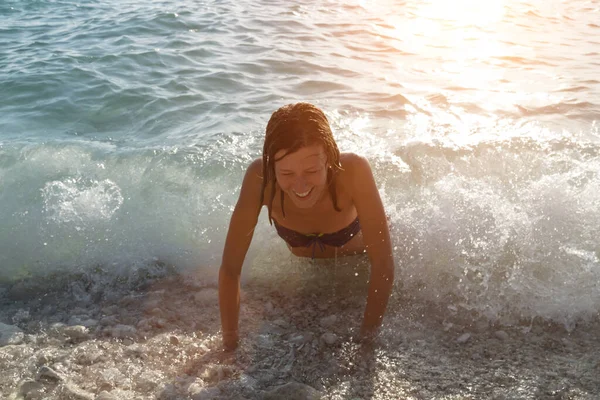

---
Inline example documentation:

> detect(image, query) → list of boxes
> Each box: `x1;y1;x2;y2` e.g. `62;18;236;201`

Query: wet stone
289;334;308;345
62;325;89;341
96;391;117;400
192;386;221;400
273;318;289;328
59;382;95;400
12;309;31;323
456;333;471;344
319;315;337;328
495;330;509;341
264;301;274;314
99;316;118;326
19;379;44;396
36;365;64;382
187;379;205;396
0;322;25;346
110;324;137;338
263;382;321;400
321;332;338;346
194;288;219;306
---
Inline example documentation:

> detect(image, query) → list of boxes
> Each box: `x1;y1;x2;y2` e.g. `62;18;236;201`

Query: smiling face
274;144;329;210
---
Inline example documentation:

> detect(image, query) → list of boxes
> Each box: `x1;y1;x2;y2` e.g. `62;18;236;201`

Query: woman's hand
222;330;239;351
218;159;263;353
347;154;395;337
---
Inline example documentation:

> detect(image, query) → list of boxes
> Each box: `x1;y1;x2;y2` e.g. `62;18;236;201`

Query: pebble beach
2;263;599;400
2;0;600;398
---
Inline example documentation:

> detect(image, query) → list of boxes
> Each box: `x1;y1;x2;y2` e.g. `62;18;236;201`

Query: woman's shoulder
336;152;376;194
245;158;271;206
239;158;264;193
339;152;371;177
247;157;263;175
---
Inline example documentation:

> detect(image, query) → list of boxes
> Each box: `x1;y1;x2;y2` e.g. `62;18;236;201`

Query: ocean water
1;0;599;327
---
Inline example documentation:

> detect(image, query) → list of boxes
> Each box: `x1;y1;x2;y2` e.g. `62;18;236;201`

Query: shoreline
1;271;599;399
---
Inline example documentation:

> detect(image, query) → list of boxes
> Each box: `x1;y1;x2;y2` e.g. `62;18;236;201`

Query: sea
1;0;599;329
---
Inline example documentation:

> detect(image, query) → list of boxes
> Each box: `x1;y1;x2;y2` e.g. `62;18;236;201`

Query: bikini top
273;216;361;258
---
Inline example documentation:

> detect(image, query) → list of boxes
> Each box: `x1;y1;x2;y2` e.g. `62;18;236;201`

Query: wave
1;129;599;328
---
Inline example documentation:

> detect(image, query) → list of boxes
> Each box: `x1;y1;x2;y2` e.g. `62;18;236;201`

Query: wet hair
259;103;342;224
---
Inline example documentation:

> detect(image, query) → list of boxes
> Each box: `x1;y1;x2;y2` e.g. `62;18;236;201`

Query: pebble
264;301;274;314
456;333;471;344
96;391;117;400
24;333;37;344
149;307;164;317
561;338;573;348
151;318;167;328
187;381;204;396
119;294;141;306
50;322;66;332
125;343;145;358
12;309;31;323
319;315;337;328
135;371;161;391
495;330;509;341
474;320;489;333
110;324;137;338
289;334;307;345
36;365;64;382
238;373;258;389
321;332;338;346
194;288;219;305
100;316;118;326
59;381;95;400
273;318;289;328
68;316;85;325
136;318;151;330
201;364;232;382
19;379;43;395
263;382;321;400
99;368;127;388
192;386;221;400
142;299;161;312
63;325;89;341
80;319;99;328
101;305;119;315
198;343;210;353
0;322;24;346
169;335;180;345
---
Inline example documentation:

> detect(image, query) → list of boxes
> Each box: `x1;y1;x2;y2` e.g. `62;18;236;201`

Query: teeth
293;188;312;198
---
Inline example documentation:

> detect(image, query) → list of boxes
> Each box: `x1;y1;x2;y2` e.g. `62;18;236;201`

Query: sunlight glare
418;0;506;27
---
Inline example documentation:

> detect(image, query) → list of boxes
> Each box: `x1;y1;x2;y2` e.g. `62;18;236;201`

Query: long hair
259;103;343;224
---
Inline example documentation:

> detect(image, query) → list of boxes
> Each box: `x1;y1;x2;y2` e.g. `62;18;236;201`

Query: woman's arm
219;159;263;350
348;154;395;339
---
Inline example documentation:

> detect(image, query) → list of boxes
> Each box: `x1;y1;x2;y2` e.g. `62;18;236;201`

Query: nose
293;175;309;191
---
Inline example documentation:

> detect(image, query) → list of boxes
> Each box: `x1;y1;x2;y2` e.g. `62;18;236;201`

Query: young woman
219;103;395;350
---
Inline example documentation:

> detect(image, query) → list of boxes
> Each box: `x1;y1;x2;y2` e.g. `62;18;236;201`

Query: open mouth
293;187;313;198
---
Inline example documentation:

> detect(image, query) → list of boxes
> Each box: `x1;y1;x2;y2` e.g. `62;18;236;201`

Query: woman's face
274;144;328;210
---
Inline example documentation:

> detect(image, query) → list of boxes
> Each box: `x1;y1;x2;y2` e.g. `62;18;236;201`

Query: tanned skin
219;151;394;350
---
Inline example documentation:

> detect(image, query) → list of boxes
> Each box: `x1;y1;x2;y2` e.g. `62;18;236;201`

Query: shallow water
1;0;599;326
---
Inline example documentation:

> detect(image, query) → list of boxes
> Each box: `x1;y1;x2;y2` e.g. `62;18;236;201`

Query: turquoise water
1;0;599;325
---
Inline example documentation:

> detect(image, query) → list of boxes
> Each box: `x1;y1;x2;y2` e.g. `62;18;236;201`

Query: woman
219;103;395;350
